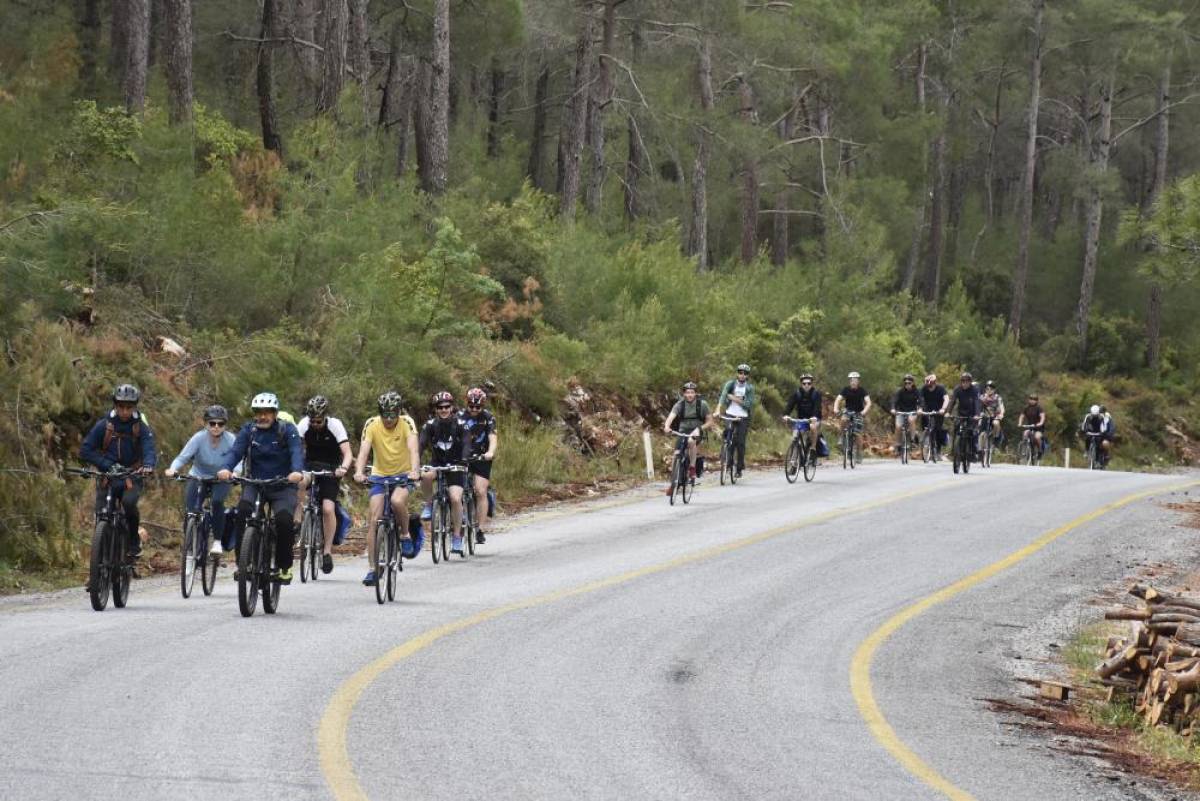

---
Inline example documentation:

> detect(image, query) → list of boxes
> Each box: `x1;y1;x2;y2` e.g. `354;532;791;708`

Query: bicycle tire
201;514;218;597
89;521;112;611
718;442;728;486
803;438;817;482
962;434;971;474
181;516;198;599
463;490;477;555
920;429;932;463
436;501;452;562
669;453;681;503
849;431;858;470
682;461;694;503
374;520;388;605
386;523;398;602
111;520;130;608
238;524;260;617
455;496;467;559
262;530;280;615
430;504;441;563
298;510;312;584
784;440;801;483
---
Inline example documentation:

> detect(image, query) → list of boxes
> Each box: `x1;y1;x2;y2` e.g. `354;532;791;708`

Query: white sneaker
209;540;223;555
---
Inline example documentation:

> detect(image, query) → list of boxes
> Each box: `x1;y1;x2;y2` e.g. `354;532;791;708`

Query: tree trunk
148;0;163;68
738;77;759;264
686;36;714;269
427;0;450;194
902;43;928;293
558;2;596;220
1008;0;1043;341
945;162;965;270
122;0;151;115
284;0;321;96
78;0;102;97
1145;63;1170;371
395;63;414;176
486;57;504;158
162;0;193;125
379;21;401;127
349;0;371;124
770;89;800;267
1075;68;1115;363
257;0;283;154
110;1;129;77
527;60;550;190
623;20;645;222
584;0;617;214
316;0;348;115
923;126;946;303
413;61;435;189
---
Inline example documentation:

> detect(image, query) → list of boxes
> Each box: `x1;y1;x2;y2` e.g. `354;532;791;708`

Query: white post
1064;447;1071;470
643;430;655;479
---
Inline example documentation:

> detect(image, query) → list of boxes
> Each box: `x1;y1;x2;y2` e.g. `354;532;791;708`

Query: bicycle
718;415;743;485
951;415;977;475
173;476;228;598
665;430;699;504
893;412;918;465
976;412;995;469
1084;431;1107;470
297;470;334;583
1016;425;1042;466
840;411;863;470
67;467;140;612
782;417;817;483
367;476;409;604
461;456;490;556
230;476;292;617
918;411;945;463
423;465;469;560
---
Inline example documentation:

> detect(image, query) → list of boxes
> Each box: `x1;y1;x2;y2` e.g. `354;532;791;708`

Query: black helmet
306;395;330;417
378;391;403;415
202;404;228;422
113;384;140;404
681;381;698;391
1099;404;1108;414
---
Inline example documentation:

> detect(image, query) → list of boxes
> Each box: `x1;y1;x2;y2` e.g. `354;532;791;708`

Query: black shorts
307;465;341;503
469;459;492;481
429;464;466;488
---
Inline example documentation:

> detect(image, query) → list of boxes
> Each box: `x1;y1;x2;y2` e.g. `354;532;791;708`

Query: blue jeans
185;478;231;548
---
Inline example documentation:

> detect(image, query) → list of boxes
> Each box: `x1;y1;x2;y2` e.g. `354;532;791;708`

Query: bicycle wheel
803;439;817;483
111;521;131;609
181;516;198;599
430;503;441;563
784;440;801;484
262;531;280;615
728;443;738;484
1088;442;1098;470
962;433;971;474
201;515;219;596
920;429;932;463
718;441;729;486
668;452;681;504
298;511;312;583
463;491;477;555
436;502;452;562
374;521;388;605
88;521;113;611
681;459;695;504
238;524;260;617
386;523;398;602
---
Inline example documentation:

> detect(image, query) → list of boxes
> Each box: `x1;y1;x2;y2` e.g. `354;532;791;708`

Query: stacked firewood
1098;584;1200;732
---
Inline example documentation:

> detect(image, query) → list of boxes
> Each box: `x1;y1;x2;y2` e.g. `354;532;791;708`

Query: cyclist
80;384;157;559
354;391;419;585
461;387;498;545
663;381;715;480
716;364;756;478
216;392;304;584
296;395;354;574
1080;404;1113;466
889;374;921;454
947;372;982;458
164;404;236;554
834;371;872;426
420;391;469;553
919;374;950;460
783;373;823;436
1017;393;1046;455
979;380;1005;444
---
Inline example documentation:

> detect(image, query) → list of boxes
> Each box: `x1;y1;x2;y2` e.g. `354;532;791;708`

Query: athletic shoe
210;540;223;555
127;541;142;559
322;553;333;574
451;536;464;555
277;568;293;585
475;530;486;545
687;465;696;480
362;570;377;586
420;503;432;521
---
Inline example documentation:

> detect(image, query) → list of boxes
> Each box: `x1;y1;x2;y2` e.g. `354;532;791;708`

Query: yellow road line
318;479;962;801
849;480;1199;801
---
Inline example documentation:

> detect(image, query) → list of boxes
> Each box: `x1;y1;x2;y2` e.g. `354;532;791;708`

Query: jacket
224;420;304;480
80;410;157;471
718;379;757;414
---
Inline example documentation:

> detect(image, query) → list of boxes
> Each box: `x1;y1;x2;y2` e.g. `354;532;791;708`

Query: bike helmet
1099;405;1108;414
1090;404;1101;415
433;391;454;406
847;371;860;379
925;374;937;384
736;363;751;374
799;373;814;382
985;380;996;388
202;404;228;422
251;392;279;410
681;381;698;391
306;395;330;417
960;372;973;381
466;387;487;406
378;391;403;415
903;373;915;382
113;384;140;403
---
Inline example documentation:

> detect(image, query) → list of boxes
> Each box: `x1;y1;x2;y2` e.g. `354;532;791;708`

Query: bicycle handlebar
420;464;468;472
229;476;293;488
782;416;818;423
718;414;744;422
665;430;699;438
65;467;141;480
171;476;232;485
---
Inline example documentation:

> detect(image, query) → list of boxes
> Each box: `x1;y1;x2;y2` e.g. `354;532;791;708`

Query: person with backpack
80;384;157;559
663;382;715;481
716;364;757;478
216;392;304;585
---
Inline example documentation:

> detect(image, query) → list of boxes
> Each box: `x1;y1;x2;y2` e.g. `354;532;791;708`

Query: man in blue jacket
80;384;157;558
217;392;304;584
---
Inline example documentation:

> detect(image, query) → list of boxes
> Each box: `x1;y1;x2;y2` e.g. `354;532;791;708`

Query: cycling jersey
950;385;980;417
891;387;920;413
460;409;497;456
784;388;823;419
421;415;469;466
297;415;350;467
839;386;869;413
980;392;1003;415
169;429;237;478
670;398;711;434
1020;404;1045;430
361;415;417;475
920;384;947;412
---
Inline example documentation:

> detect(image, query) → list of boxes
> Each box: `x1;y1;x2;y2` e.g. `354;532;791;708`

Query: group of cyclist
662;364;1117;475
79;383;499;590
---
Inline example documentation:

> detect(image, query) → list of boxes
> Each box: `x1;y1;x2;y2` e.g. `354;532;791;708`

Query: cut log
1150;622;1180;635
1176;622;1200;647
1150;613;1200;625
1105;608;1151;621
1168;664;1200;696
1097;645;1140;679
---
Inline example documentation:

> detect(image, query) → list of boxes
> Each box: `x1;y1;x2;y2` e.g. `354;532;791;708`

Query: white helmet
1089;404;1100;415
251;392;280;410
848;371;861;379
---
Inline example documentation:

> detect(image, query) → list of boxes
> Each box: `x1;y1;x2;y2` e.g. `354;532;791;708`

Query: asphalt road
2;461;1198;801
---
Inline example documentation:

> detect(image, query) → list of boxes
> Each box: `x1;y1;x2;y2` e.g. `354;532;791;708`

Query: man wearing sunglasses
783;373;823;437
297;395;354;574
355;391;420;586
717;364;756;478
461;387;498;545
919;374;950;460
165;405;237;554
420;391;470;553
889;374;921;455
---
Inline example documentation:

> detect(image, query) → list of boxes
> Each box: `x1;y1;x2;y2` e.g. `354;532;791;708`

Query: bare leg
321;498;336;555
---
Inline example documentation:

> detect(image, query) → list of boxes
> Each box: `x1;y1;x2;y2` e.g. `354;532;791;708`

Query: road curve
1;462;1197;801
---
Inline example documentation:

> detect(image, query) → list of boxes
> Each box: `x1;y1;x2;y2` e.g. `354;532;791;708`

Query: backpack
401;514;425;559
102;416;145;468
332;501;353;546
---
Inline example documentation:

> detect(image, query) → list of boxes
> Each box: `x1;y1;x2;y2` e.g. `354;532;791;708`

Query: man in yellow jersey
354;391;419;586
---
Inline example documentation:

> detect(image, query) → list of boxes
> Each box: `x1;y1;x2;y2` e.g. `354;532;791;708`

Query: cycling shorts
369;474;412;497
